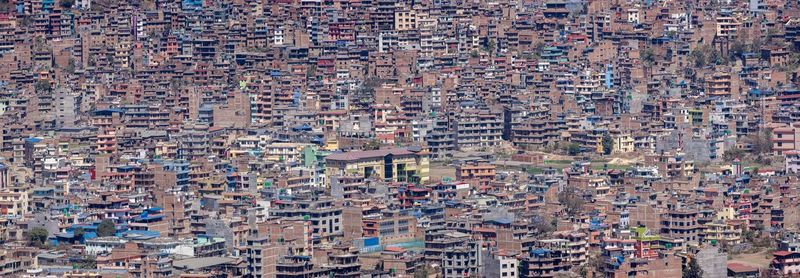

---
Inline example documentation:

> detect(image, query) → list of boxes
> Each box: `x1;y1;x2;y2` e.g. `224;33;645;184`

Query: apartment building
325;147;429;185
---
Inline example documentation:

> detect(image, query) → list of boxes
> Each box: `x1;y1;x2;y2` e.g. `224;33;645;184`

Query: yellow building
394;9;417;31
0;189;28;216
325;148;429;185
324;137;339;151
701;222;742;245
716;207;736;220
264;143;314;163
612;133;634;154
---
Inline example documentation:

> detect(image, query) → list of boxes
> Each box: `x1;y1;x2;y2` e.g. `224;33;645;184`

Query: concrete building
455;162;496;186
270;196;343;243
695;246;727;278
325;148;429;185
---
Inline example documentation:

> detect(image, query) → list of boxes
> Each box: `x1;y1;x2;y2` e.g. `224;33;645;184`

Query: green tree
97;219;116;237
305;64;316;79
683;258;703;278
691;46;707;67
34;80;52;93
722;148;745;161
76;256;96;269
641;48;655;66
60;0;75;8
485;39;496;54
65;57;76;74
602;133;613;155
413;265;429;278
28;227;49;247
566;143;581;156
73;227;85;241
708;46;724;65
362;139;381;150
690;44;724;67
729;40;747;62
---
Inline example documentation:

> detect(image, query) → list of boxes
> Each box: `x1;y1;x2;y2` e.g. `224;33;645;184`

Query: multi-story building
455;111;503;149
660;210;701;243
363;209;417;244
785;150;800;173
772;123;800;154
645;151;695;178
325;147;429;185
520;247;571;278
270;196;343;243
455;162;496;186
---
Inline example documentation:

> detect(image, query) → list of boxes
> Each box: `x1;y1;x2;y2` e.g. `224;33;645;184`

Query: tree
65;57;76;75
485;39;496;54
722;148;745;161
748;129;772;155
690;44;724;67
558;186;585;216
602;133;613;155
305;64;316;79
641;48;655;66
729;40;747;62
566;143;581;156
362;139;381;150
34;80;52;93
530;214;555;236
75;256;97;269
73;227;85;242
414;265;429;278
683;258;703;278
28;227;49;247
751;37;763;53
60;0;74;8
97;219;116;237
691;46;707;68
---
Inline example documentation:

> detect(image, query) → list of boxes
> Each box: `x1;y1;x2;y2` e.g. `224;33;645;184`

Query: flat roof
326;148;416;161
173;257;237;270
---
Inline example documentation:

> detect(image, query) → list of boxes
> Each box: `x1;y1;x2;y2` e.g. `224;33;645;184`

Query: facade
786;151;800;173
773;124;800;154
455;162;496;186
325;148;429;185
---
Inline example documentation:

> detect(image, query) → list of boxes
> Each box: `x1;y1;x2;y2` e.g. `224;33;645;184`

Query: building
455;111;503;149
455;162;496;186
785;151;800;173
520;247;571;278
0;163;8;189
771;251;800;275
661;210;701;243
270;196;343;243
325;148;429;185
772;124;800;154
